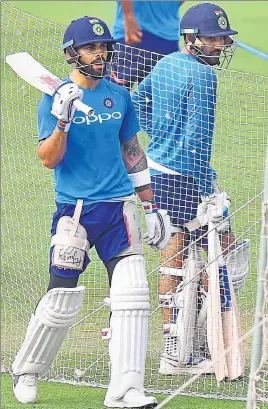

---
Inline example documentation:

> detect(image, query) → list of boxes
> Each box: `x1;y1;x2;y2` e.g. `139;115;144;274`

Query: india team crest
218;16;228;30
92;23;105;36
103;97;114;108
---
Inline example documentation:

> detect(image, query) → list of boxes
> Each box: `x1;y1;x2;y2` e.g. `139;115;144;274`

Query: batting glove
51;82;84;132
225;239;250;291
142;201;171;250
197;191;231;232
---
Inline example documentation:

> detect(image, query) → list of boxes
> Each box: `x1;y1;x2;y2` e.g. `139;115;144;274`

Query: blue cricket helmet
61;16;116;50
180;3;238;37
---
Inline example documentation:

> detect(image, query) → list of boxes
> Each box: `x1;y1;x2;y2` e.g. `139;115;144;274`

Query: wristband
57;119;70;133
142;200;158;214
128;168;151;188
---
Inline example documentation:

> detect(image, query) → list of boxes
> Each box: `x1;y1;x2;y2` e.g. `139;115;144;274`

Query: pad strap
71;199;83;236
159;266;184;277
51;235;89;251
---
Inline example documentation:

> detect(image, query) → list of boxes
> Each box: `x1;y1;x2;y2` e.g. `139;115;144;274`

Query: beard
192;44;222;66
198;53;221;66
77;56;107;79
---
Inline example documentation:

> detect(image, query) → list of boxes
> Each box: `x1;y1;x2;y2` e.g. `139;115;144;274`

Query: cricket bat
207;221;228;382
214;229;245;380
5;52;94;116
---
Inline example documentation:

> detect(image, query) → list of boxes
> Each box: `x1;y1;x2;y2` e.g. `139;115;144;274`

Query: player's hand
124;16;143;44
51;82;83;132
142;201;171;250
197;191;231;232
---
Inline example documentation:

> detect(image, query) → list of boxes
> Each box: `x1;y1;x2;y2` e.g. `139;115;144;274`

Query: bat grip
73;99;94;116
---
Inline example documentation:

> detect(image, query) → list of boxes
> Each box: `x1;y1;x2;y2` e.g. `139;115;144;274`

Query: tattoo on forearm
121;135;148;173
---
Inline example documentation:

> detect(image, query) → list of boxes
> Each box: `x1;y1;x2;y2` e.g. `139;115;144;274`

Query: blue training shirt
132;52;217;197
38;78;139;204
112;1;181;41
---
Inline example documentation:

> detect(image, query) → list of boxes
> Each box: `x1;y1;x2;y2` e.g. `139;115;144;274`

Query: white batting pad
12;286;85;376
105;255;150;401
177;245;203;364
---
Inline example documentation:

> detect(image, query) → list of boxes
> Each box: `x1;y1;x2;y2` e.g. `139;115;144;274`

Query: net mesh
1;3;268;403
253;269;268;408
247;170;268;409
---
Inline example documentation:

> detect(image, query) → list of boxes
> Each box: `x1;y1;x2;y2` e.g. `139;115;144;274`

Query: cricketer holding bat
132;3;249;375
12;16;171;408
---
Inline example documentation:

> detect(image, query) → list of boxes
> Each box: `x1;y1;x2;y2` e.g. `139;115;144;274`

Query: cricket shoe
104;388;157;408
13;373;38;404
159;354;215;375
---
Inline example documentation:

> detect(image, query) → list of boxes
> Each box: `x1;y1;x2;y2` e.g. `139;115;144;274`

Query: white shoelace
21;374;37;385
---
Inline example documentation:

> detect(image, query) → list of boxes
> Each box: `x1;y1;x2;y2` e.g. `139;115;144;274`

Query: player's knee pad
12;286;85;376
51;200;90;271
106;255;150;400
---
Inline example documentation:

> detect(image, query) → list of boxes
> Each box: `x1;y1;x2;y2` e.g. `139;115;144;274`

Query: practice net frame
1;3;268;403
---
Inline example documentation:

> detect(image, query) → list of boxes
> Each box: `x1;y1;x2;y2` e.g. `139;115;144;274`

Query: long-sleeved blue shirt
132;52;217;196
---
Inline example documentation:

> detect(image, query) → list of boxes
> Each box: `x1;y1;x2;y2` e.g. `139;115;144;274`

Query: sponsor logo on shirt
72;111;122;125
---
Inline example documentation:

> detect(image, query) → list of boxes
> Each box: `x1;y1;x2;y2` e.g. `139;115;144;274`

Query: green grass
2;375;247;409
2;1;268;409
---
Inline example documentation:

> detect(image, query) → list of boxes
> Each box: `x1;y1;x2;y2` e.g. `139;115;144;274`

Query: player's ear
193;36;204;48
185;34;203;48
64;47;77;65
64;50;70;60
184;34;193;45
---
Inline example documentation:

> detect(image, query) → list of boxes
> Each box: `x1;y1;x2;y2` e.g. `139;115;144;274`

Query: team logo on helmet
218;16;228;30
103;97;114;109
92;23;105;36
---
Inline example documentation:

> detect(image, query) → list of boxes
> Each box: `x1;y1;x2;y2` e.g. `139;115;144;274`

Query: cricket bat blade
6;52;94;116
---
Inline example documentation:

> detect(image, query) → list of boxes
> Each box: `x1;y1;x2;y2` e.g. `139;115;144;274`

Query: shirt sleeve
132;73;153;138
119;89;140;142
37;94;57;141
185;66;217;196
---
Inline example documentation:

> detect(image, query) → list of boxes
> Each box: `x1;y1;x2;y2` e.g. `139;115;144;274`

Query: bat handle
73;99;94;116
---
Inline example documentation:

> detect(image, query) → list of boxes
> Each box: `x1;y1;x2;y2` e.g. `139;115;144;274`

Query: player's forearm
120;1;134;19
37;127;67;169
136;185;154;202
121;134;154;201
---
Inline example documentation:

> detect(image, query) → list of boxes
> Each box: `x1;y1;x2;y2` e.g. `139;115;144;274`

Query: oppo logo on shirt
73;112;122;125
